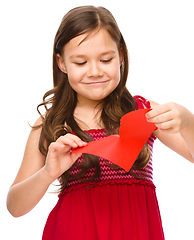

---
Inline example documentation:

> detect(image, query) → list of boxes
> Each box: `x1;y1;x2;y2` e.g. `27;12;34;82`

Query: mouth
83;80;109;85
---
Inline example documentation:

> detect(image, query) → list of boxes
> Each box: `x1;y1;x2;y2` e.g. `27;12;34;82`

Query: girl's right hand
43;133;87;182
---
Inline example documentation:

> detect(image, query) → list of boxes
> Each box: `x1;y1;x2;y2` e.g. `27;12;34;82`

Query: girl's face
57;28;123;106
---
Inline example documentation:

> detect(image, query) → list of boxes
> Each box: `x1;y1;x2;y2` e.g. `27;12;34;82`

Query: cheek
66;66;83;86
108;61;121;84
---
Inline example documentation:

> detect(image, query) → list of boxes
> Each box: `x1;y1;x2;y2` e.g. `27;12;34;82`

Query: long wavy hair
36;6;151;192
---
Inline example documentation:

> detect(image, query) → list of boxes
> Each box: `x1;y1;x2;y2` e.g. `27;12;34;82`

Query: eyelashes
101;58;113;63
75;58;113;66
75;61;87;66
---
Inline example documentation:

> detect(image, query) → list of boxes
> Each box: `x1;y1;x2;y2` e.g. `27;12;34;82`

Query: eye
75;61;87;66
101;58;113;63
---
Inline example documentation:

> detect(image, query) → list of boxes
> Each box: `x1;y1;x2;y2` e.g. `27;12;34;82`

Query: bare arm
7;118;86;217
147;101;194;163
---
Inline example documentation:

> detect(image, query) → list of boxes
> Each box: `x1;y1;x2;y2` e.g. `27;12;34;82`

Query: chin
90;95;108;101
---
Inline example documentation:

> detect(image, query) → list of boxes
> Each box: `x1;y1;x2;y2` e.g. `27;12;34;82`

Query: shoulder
26;115;45;156
32;114;45;128
11;116;46;187
149;100;159;108
28;116;44;143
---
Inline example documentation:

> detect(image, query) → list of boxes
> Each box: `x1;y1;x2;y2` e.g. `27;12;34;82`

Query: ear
119;48;124;66
56;54;67;74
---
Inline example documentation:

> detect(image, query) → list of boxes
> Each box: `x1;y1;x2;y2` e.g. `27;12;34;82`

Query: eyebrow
69;50;116;59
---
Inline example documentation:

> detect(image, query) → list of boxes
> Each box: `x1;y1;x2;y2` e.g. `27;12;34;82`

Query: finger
147;111;173;124
48;142;67;157
146;103;172;119
155;119;182;134
71;152;82;161
57;134;87;148
155;119;174;130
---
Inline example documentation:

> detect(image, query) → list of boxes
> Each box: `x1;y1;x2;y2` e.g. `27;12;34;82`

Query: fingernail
80;141;86;146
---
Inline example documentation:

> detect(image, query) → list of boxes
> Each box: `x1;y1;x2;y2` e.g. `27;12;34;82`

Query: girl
7;6;194;240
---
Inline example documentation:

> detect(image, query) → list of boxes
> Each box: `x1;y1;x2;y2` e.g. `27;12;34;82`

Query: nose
87;62;103;77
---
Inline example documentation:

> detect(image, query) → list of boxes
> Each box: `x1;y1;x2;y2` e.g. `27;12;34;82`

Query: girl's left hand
146;102;190;134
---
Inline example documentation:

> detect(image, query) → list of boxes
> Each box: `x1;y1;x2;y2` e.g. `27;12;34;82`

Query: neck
76;94;103;110
74;97;104;130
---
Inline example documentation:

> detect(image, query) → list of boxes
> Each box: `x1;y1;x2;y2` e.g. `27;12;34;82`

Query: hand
43;133;87;182
146;102;190;134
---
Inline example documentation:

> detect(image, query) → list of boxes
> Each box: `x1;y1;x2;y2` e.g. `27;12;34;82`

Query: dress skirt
42;180;165;240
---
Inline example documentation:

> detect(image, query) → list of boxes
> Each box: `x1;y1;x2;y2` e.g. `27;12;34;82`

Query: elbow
7;209;21;218
7;204;20;218
188;152;194;164
6;191;26;218
184;150;194;164
6;198;22;218
186;155;194;164
6;201;26;218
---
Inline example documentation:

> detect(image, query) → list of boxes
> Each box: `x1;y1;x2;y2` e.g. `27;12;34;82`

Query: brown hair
36;6;150;192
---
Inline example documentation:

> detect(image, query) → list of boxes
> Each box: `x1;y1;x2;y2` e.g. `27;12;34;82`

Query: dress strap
134;95;157;141
134;95;151;110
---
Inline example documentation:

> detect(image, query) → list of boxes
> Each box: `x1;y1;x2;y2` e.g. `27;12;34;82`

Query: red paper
72;109;156;171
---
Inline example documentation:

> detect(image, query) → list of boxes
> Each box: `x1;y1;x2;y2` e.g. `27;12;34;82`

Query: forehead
63;28;119;58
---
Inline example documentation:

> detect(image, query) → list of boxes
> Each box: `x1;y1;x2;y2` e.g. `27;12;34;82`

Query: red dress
42;96;165;240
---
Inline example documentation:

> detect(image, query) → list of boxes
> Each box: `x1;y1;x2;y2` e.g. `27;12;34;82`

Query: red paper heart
72;109;156;171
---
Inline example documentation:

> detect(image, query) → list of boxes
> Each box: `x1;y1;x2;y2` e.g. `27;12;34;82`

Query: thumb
71;152;82;163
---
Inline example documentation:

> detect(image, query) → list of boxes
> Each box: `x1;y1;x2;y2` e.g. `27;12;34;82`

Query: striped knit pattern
66;131;155;190
65;96;156;192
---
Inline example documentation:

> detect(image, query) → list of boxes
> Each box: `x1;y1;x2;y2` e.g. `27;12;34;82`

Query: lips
83;80;109;85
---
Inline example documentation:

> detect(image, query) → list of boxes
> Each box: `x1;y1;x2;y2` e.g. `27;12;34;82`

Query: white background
1;0;194;239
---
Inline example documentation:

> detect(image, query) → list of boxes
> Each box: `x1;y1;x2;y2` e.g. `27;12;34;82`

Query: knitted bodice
65;129;155;192
63;96;156;193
